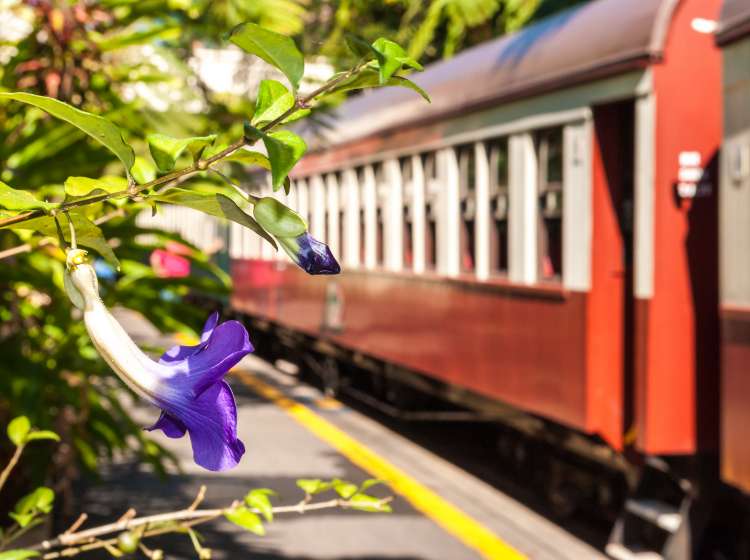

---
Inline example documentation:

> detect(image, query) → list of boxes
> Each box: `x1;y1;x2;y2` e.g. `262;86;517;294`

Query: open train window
309;176;326;244
422;152;438;271
357;167;367;266
489;139;510;276
326;172;341;256
401;157;414;270
536;128;563;282
338;176;346;266
458;144;476;273
374;163;386;267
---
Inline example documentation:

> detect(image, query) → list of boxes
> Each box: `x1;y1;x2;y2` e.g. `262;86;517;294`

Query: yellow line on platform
234;370;525;560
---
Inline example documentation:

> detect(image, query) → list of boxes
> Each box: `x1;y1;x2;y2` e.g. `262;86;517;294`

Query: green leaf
244;489;276;522
73;436;98;470
330;69;430;102
147;133;216;173
230;23;305;91
25;430;60;442
5;211;119;268
253;197;306;238
152;188;277;250
7;416;30;446
223;150;272;169
372;38;422;84
252;80;295;126
7;513;34;528
0;182;51;212
348;493;391;513
12;486;55;524
0;92;135;171
201;142;229;161
359;479;385;493
224;507;265;536
345;34;378;60
296;479;332;495
332;480;358;500
245;125;306;191
0;550;40;559
131;156;157;184
95;22;180;52
64;176;128;197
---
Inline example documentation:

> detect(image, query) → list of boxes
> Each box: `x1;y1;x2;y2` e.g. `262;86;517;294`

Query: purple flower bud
280;232;340;275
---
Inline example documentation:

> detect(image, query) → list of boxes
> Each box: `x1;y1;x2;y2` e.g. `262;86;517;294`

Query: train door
591;100;635;447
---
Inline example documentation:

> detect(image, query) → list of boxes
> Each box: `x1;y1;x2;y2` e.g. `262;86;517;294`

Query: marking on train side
234;369;525;560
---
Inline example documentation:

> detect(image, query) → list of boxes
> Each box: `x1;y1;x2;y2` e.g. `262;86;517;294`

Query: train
145;0;750;557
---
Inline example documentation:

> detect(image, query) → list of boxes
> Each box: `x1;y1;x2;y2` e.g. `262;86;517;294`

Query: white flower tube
62;248;251;471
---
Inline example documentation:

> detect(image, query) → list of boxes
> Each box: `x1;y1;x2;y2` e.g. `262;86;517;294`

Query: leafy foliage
302;0;587;67
253;197;307;238
254;129;307;192
0;93;135;173
147;134;217;173
0;550;39;560
0;2;427;552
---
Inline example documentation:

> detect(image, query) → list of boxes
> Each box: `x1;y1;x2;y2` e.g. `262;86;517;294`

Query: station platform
75;311;608;560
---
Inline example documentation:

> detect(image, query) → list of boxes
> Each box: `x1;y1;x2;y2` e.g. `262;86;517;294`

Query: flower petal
174;381;245;471
200;311;219;342
159;311;221;365
146;410;187;438
165;320;253;397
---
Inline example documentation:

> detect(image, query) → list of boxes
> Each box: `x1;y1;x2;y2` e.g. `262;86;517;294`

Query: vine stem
0;209;124;261
33;495;393;556
0;60;368;231
0;443;25;494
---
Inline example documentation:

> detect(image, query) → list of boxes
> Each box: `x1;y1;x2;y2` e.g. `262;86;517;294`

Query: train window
401;157;414;269
536;128;564;281
309;175;327;243
490;139;510;276
374;163;386;267
422;153;438;271
357;167;367;266
458;144;476;273
338;177;346;267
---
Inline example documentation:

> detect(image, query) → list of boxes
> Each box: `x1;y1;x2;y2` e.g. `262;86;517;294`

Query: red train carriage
718;0;750;512
225;0;729;556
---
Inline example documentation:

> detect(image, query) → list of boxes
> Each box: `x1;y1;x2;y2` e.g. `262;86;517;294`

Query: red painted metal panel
587;102;635;451
232;261;595;434
637;0;722;454
721;306;750;493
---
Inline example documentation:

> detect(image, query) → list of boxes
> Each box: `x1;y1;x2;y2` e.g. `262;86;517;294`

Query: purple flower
145;312;252;471
279;232;341;275
63;249;252;471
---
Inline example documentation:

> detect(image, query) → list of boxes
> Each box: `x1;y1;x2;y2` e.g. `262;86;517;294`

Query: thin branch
188;485;207;511
0;443;25;494
0;61;369;231
116;508;136;523
2;518;42;550
0;209;125;261
0;241;35;260
66;212;77;250
34;496;392;553
53;215;67;250
63;514;88;535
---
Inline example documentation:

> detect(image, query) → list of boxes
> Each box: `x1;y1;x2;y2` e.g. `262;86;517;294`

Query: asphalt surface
68;310;607;560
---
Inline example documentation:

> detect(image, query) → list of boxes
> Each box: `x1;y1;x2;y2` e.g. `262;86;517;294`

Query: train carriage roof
300;0;678;153
717;0;750;46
